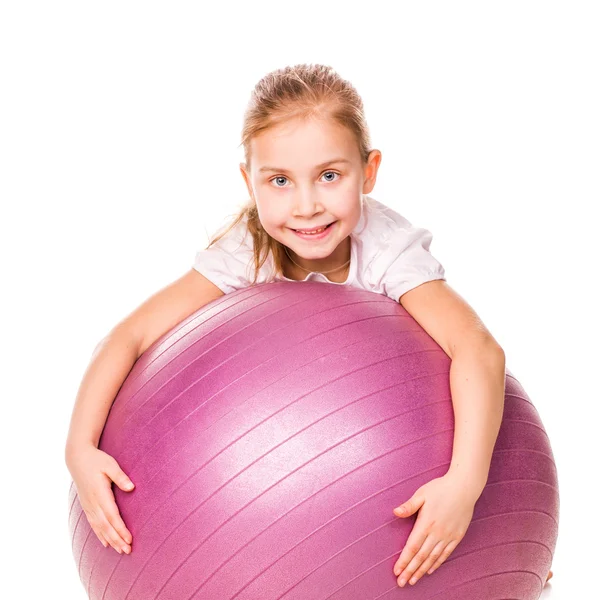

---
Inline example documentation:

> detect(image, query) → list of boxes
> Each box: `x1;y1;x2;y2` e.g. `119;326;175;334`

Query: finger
86;502;125;553
98;513;129;554
405;540;447;585
396;533;438;586
83;509;109;549
393;528;430;579
105;503;133;546
104;457;135;493
393;532;427;577
427;539;459;575
91;525;109;548
108;514;132;551
98;531;109;548
99;479;133;550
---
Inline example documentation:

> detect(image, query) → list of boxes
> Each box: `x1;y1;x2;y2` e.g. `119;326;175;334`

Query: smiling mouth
291;222;336;233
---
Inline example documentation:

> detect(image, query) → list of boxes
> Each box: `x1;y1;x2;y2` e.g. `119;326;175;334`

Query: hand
392;473;478;587
66;445;136;554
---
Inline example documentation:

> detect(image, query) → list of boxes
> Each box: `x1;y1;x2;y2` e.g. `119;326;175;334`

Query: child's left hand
392;472;480;587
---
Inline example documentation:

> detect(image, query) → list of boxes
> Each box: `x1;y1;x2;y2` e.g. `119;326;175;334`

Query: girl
65;63;552;590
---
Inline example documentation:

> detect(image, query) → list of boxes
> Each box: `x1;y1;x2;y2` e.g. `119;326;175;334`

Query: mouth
289;221;337;241
290;221;336;234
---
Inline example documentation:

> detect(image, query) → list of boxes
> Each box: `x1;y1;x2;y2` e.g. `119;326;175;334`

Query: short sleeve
365;201;446;302
192;217;255;294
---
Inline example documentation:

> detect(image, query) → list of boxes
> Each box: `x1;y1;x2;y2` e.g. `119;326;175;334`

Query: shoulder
356;195;426;258
362;195;414;233
356;195;446;302
192;212;258;294
208;212;253;253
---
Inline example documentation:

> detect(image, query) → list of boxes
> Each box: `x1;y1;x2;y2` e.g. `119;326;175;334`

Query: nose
292;188;324;219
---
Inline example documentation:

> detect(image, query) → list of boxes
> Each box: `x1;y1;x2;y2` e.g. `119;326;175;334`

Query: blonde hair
205;63;374;285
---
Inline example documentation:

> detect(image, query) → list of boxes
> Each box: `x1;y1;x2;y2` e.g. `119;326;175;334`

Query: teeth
296;225;327;234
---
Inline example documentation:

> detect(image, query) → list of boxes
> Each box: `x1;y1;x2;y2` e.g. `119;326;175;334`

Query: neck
283;237;351;276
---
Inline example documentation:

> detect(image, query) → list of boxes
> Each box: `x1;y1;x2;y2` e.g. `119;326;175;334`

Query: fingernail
122;546;130;554
399;579;406;587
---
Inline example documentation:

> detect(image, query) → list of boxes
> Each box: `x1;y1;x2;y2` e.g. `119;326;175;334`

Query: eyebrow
258;158;352;174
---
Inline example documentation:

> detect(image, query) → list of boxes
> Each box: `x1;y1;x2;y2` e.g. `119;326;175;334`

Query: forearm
446;341;506;499
65;324;141;461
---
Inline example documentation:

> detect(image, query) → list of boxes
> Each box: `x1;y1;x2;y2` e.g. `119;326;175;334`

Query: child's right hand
67;445;135;554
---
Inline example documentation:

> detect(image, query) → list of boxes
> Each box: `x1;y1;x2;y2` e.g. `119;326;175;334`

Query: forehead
250;117;358;168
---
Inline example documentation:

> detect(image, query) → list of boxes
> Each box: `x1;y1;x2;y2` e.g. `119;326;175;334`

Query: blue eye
322;171;339;182
272;176;288;187
270;171;340;187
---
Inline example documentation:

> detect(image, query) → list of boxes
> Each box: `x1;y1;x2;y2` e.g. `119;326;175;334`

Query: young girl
65;63;553;590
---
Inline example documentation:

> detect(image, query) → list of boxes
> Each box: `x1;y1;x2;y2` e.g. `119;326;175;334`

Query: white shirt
192;195;446;302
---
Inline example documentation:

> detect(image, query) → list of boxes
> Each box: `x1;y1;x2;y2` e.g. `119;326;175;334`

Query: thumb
105;457;135;492
393;495;422;517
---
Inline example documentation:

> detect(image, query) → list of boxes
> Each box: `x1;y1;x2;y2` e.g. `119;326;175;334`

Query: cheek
258;201;288;224
255;206;286;237
332;196;361;219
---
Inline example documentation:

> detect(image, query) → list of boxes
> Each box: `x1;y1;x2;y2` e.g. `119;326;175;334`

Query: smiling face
240;115;382;276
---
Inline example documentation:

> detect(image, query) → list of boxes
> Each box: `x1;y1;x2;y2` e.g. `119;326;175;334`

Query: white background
2;1;598;598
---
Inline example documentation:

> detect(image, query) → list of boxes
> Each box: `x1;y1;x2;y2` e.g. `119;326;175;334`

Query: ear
362;149;382;195
239;162;255;201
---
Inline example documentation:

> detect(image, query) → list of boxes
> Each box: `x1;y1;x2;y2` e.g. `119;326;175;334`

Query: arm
65;268;225;460
392;279;506;586
446;340;505;498
65;325;140;453
399;279;505;499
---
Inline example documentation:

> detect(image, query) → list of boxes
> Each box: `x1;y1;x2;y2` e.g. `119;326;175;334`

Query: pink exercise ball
68;281;559;599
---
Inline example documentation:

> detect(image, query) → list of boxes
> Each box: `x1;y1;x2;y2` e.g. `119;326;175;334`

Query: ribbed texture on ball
68;281;558;599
